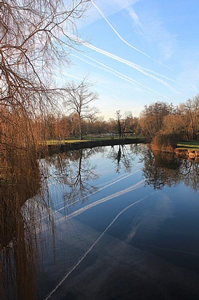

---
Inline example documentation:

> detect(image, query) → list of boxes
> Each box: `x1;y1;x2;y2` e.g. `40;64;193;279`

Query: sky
60;0;199;120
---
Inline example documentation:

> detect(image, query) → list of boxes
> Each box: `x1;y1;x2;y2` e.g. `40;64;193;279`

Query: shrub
151;131;182;152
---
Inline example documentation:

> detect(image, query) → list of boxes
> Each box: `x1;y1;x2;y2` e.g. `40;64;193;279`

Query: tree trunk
78;114;82;140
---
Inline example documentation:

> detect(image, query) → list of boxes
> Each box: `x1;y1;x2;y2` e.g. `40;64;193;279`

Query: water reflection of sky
38;145;199;300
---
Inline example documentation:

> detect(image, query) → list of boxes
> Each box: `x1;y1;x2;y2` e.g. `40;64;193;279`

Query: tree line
31;94;199;145
33;109;140;140
1;0;198;161
139;96;199;151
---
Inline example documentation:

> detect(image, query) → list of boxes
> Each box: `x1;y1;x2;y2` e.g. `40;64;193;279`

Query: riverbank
42;137;146;156
174;148;199;159
152;140;199;160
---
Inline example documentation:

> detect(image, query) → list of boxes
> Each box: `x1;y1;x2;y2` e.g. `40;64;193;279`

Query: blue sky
61;0;199;120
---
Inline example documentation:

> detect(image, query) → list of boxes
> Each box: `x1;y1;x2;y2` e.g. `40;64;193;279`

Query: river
1;144;199;299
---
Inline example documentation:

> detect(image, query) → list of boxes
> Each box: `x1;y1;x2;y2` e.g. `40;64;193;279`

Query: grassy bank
177;141;199;150
45;135;144;146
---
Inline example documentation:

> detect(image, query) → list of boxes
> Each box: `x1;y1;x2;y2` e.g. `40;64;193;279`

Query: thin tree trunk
78;113;82;140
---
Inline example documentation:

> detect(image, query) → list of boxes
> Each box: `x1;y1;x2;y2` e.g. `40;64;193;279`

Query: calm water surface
2;144;199;299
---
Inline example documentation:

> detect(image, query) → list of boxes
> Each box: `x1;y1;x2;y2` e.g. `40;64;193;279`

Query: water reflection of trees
108;144;139;173
0;146;101;299
0;152;44;299
45;148;100;205
142;147;199;191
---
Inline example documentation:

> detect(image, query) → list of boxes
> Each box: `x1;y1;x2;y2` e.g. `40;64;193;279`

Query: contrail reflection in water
41;169;141;220
45;192;155;299
63;179;145;220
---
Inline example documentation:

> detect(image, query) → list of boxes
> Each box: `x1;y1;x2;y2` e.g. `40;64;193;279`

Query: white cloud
127;4;177;61
78;0;140;29
128;6;141;26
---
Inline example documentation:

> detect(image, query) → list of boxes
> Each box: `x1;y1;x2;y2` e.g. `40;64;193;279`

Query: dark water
1;144;199;299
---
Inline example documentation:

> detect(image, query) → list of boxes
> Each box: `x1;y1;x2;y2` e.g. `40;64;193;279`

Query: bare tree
64;78;98;139
0;3;92;298
0;0;90;155
139;102;173;140
183;96;199;140
116;110;122;137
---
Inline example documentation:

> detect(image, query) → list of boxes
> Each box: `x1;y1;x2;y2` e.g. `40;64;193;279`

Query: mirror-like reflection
142;146;199;191
108;144;135;173
45;149;99;205
1;144;199;299
0;150;42;300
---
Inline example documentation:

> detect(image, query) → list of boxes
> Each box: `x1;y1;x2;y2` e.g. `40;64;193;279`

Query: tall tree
183;96;199;140
140;102;173;140
0;0;90;154
116;110;122;137
64;78;98;139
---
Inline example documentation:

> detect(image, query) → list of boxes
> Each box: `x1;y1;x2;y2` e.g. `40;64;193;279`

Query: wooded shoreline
44;138;146;155
41;138;199;161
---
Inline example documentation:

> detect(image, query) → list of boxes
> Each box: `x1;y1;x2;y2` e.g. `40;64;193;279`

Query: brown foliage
151;131;182;152
140;102;173;140
0;0;90;154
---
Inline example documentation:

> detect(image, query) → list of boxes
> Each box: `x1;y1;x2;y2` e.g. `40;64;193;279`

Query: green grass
44;135;144;146
45;139;89;145
177;141;199;150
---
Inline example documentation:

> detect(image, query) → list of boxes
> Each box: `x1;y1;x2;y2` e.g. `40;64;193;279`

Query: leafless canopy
65;79;98;114
0;0;91;155
0;0;90;114
64;77;98;139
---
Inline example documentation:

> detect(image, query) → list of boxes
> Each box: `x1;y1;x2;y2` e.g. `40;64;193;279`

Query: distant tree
116;110;122;137
89;117;108;135
140;102;173;140
122;111;133;135
132;117;141;137
107;118;117;134
64;78;98;139
122;111;140;136
162;114;186;138
59;115;70;139
183;96;199;140
68;113;80;137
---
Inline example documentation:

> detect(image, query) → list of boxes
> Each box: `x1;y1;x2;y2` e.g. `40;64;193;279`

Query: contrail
45;192;154;299
69;33;172;89
59;32;198;94
62;73;82;80
71;48;198;94
72;53;169;99
91;0;173;71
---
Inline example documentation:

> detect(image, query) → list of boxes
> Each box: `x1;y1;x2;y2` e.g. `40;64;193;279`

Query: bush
151;131;182;152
